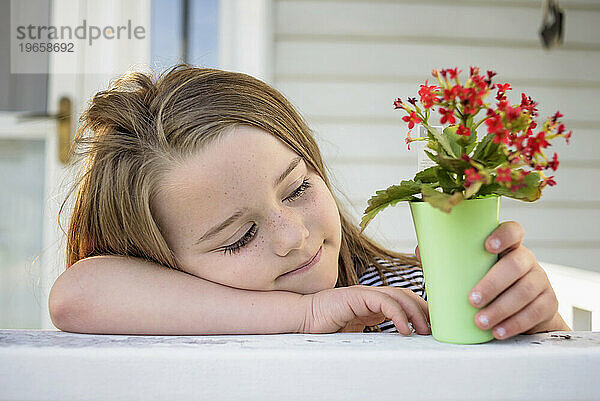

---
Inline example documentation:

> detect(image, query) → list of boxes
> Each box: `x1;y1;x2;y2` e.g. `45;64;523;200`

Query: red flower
552;111;564;122
526;121;537;136
496;99;509;112
510;132;528;152
418;80;441;109
471;74;488;91
547;152;560;171
464;167;484;188
457;125;471;136
447;68;461;79
520;93;539;117
540;175;557;189
496;83;512;93
495;167;512;183
402;111;422;129
485;117;502;132
389;66;571;201
443;85;461;102
525;131;550;156
485;114;504;135
493;128;510;145
459;86;484;115
505;105;522;122
439;107;456;125
405;131;414;150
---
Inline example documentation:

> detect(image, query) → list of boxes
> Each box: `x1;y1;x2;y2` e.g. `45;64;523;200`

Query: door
1;0;151;329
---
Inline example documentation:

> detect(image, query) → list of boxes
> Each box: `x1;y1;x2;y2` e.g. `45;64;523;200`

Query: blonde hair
61;63;422;294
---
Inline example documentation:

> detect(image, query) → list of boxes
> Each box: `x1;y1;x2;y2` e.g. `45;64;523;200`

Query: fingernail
495;326;506;338
489;238;501;250
470;291;482;305
478;314;489;328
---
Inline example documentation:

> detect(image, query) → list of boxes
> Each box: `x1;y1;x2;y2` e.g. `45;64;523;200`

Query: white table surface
1;329;599;401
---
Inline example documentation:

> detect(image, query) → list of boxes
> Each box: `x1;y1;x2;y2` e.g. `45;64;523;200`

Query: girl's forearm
49;256;307;335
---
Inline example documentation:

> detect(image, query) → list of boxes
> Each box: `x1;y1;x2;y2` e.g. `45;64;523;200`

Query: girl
49;64;571;338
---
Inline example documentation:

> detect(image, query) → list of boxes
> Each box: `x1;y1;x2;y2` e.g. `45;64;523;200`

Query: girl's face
152;125;342;294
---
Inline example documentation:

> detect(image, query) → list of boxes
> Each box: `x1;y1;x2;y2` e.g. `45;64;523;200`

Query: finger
488;287;558;340
372;286;430;329
365;291;413;336
409;288;430;326
367;286;431;335
473;265;548;332
414;245;421;262
486;221;525;258
345;313;392;332
347;287;412;335
469;245;537;308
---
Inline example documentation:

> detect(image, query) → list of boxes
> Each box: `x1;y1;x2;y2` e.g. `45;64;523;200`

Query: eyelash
219;178;313;255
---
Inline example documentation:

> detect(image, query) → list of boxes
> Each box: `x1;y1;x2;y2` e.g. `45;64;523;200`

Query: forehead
202;125;296;173
158;125;302;204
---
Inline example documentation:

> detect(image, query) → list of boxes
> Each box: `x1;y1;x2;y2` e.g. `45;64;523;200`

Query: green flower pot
409;195;501;344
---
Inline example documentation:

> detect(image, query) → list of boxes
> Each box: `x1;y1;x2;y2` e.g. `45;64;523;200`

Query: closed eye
219;177;313;255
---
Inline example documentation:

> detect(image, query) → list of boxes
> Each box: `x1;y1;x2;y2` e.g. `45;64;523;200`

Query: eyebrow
195;156;304;245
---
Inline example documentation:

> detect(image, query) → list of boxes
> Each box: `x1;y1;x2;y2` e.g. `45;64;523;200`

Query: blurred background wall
0;0;598;329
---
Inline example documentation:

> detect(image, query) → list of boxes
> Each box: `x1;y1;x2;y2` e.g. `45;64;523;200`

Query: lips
282;245;322;277
297;248;319;269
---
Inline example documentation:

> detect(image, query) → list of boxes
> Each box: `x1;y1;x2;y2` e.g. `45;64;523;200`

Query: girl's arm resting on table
48;255;306;335
48;255;432;336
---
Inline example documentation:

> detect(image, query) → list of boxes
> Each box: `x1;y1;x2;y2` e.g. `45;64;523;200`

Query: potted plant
359;66;572;344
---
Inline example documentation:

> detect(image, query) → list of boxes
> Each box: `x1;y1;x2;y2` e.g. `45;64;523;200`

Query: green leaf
445;124;478;157
482;136;502;161
474;182;501;197
426;126;456;158
360;180;422;232
442;125;464;159
464;126;479;152
472;132;494;161
492;171;543;202
466;114;474;127
483;151;509;170
436;168;462;194
421;185;465;213
464;180;483;199
424;150;471;174
470;132;508;169
465;140;478;156
424;149;439;165
414;166;438;183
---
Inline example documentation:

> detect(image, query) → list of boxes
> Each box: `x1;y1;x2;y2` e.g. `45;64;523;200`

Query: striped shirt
358;257;427;333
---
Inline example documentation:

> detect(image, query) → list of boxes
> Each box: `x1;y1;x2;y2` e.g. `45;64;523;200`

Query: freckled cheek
313;185;340;233
225;242;272;288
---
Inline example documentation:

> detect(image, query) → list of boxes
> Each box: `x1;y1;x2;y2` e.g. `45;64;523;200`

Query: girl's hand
300;285;431;335
415;221;571;340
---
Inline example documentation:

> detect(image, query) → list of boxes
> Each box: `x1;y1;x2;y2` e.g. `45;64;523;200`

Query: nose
270;207;309;256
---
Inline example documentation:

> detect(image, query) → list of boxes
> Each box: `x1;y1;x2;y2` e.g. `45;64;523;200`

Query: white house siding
271;0;600;273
